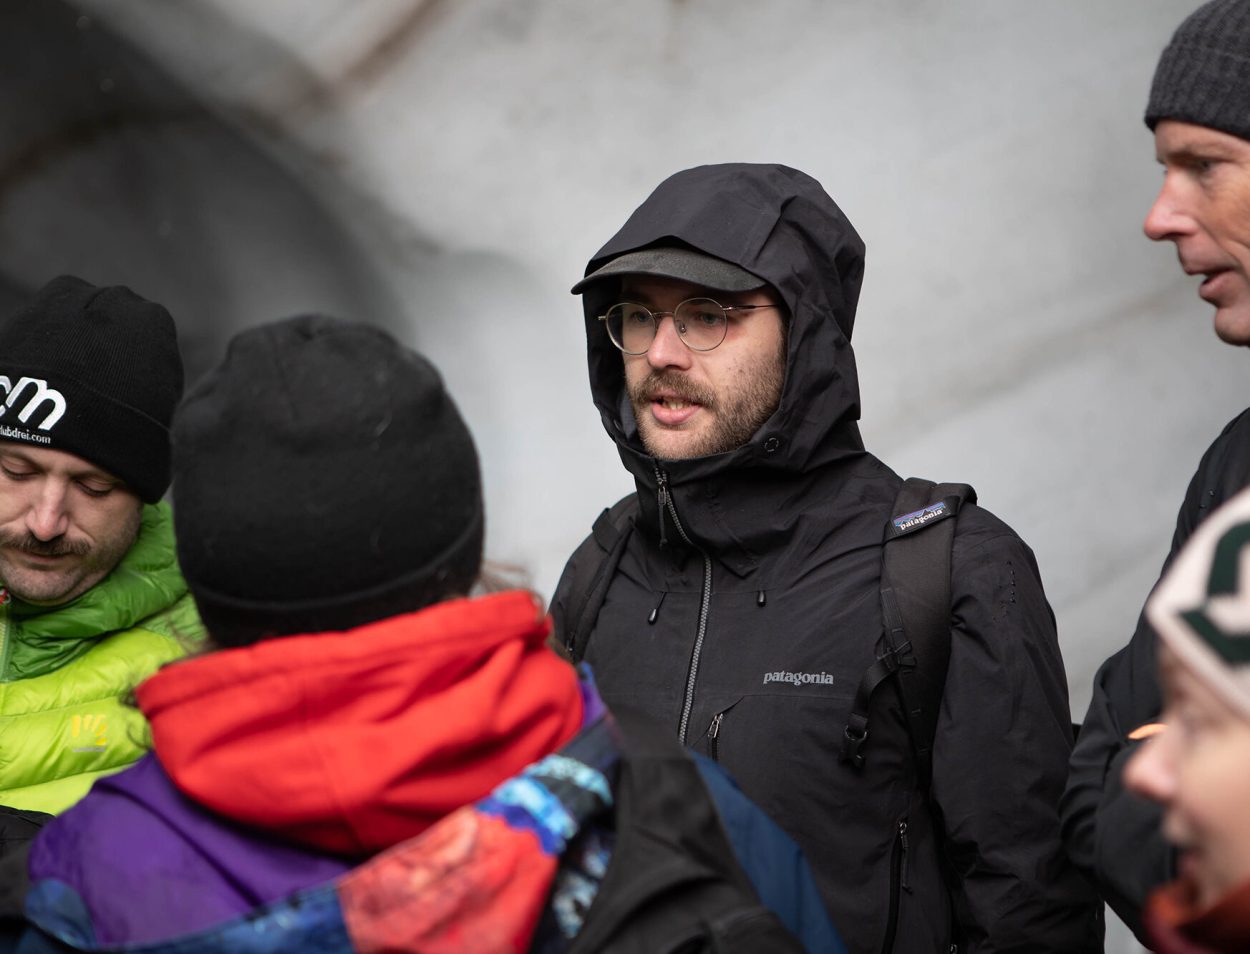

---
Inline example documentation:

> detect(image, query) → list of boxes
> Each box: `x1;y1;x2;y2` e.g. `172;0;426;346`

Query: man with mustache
553;164;1101;953
0;275;197;855
1063;0;1250;943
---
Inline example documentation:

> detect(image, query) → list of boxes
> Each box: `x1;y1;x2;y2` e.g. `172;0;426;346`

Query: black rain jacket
552;163;1102;953
1062;407;1250;942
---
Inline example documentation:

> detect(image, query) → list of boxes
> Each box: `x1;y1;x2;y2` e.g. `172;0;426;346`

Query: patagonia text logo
763;670;835;687
893;501;946;533
70;713;108;753
0;376;67;431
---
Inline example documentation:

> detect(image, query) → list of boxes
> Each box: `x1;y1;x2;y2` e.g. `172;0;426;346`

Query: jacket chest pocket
692;691;860;777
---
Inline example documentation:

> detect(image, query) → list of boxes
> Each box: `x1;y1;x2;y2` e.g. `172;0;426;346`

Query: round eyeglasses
598;298;778;355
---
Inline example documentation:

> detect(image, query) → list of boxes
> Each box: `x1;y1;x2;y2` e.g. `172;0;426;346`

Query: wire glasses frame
598;298;777;355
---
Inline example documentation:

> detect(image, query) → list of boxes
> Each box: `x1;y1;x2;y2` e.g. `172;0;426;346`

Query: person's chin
0;567;81;606
641;424;705;461
1212;304;1250;346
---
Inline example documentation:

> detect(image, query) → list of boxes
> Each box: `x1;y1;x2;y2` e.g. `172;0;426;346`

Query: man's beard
627;346;785;460
0;530;91;557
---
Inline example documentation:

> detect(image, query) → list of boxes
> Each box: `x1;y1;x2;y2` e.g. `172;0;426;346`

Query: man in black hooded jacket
1061;0;1250;943
552;163;1102;953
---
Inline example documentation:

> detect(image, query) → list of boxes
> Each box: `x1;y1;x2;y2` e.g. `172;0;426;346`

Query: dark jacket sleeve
1061;408;1250;941
1061;622;1167;941
932;513;1103;953
691;754;846;954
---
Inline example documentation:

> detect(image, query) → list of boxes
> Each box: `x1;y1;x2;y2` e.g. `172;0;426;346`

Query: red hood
136;590;583;857
1145;875;1250;953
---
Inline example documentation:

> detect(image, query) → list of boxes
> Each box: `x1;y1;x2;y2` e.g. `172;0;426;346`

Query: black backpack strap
558;495;639;663
840;477;975;792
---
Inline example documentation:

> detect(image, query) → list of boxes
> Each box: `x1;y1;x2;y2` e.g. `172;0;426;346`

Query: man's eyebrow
72;470;120;485
1159;141;1239;164
0;451;119;485
64;463;123;486
0;450;37;467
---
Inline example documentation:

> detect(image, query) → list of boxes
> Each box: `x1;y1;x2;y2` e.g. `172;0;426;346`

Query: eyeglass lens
604;299;729;354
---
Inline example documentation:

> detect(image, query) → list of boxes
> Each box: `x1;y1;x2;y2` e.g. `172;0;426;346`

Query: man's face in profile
1145;119;1250;345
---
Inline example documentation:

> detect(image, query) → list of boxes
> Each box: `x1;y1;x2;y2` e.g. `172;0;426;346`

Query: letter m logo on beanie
1180;521;1250;665
0;375;68;431
1148;486;1250;718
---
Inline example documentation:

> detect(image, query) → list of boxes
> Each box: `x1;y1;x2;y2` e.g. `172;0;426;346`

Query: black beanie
171;315;485;646
0;275;183;503
1146;0;1250;140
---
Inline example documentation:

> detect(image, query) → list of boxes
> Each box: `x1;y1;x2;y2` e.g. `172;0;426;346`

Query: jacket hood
578;163;867;489
1145;874;1250;953
136;590;584;857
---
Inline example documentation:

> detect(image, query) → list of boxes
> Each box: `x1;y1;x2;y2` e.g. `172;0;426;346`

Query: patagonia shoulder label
891;500;947;535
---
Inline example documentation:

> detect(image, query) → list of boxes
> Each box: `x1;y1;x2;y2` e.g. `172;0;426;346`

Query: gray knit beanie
1146;0;1250;141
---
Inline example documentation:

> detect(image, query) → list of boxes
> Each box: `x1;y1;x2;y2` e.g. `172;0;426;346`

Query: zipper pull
756;589;766;607
655;467;670;549
708;711;724;761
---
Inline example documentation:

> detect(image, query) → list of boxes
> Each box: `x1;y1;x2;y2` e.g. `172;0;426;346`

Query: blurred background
1;2;1230;947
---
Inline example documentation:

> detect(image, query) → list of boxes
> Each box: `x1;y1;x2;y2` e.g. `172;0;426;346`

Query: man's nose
1143;176;1193;242
26;483;70;541
646;314;693;370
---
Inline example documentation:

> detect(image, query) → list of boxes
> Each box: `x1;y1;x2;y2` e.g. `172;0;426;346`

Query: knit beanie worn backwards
0;275;183;503
1146;0;1250;141
1147;485;1250;723
172;315;484;646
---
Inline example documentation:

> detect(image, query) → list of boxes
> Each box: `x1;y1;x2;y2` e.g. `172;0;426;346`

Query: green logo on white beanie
1149;487;1250;718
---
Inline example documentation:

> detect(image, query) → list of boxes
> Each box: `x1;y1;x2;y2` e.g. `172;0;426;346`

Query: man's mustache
0;530;89;557
628;370;716;409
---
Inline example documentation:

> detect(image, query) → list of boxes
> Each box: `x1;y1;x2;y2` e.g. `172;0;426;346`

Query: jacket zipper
708;711;724;761
881;818;909;954
0;595;10;683
655;466;713;745
898;819;911;892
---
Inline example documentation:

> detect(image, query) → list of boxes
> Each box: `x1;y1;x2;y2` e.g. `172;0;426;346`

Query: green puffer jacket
0;503;200;814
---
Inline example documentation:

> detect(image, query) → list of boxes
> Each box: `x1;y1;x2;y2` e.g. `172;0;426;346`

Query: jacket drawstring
648;592;667;624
